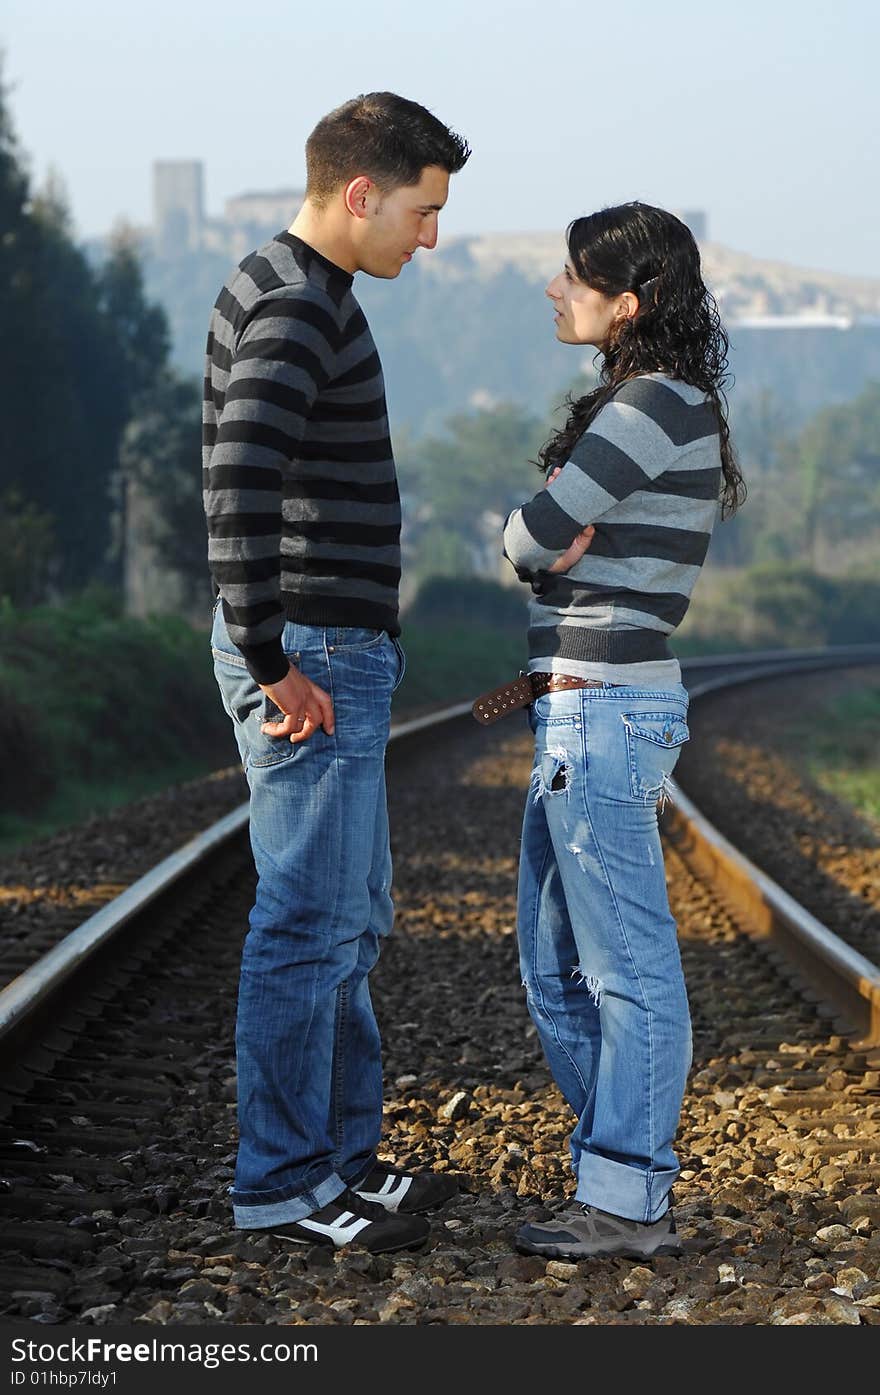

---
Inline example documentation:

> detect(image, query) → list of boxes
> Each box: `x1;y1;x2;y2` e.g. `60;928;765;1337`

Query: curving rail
2;644;879;1062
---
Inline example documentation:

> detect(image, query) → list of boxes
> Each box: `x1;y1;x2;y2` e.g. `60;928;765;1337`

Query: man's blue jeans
211;605;405;1227
517;683;692;1224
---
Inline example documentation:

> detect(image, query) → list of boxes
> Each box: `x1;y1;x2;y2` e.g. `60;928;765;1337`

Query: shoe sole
515;1237;682;1261
271;1230;429;1255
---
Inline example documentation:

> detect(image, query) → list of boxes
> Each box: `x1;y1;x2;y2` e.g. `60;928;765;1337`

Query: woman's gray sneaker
268;1187;429;1254
515;1203;682;1260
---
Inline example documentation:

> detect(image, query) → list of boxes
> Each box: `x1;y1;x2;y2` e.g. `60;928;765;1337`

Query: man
203;93;470;1253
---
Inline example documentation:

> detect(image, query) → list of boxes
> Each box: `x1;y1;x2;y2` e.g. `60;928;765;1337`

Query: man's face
356;165;450;278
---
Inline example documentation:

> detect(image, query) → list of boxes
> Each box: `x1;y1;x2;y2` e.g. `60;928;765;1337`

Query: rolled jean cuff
232;1170;347;1229
575;1153;678;1223
340;1151;379;1190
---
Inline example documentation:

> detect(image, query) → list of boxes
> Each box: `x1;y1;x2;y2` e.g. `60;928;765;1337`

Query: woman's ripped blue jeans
517;683;692;1223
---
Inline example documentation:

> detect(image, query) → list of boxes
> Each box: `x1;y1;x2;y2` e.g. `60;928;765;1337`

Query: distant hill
402;230;880;319
138;230;880;436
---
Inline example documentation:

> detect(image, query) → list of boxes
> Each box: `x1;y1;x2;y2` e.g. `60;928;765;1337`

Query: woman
501;201;744;1260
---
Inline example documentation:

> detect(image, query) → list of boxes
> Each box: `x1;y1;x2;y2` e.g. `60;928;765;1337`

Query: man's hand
544;466;596;574
259;664;335;744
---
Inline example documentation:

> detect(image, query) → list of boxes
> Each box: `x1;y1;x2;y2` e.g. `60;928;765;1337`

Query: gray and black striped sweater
503;374;722;677
202;233;400;686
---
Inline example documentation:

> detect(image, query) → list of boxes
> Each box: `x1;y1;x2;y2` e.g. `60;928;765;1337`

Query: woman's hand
544;466;596;573
548;525;595;573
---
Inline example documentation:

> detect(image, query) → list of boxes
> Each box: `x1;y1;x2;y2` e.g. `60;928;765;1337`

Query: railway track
1;645;879;1326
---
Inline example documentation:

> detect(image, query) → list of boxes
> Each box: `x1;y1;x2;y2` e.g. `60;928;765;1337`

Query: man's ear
344;176;374;219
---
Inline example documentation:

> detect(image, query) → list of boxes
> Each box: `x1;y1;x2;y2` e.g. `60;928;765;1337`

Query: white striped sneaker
352;1163;459;1214
268;1187;429;1254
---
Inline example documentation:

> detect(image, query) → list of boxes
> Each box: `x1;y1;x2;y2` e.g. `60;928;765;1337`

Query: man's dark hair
305;92;470;206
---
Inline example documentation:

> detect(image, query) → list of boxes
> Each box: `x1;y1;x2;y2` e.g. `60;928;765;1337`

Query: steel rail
1;648;878;1049
663;779;880;1045
665;651;880;1044
0;699;473;1047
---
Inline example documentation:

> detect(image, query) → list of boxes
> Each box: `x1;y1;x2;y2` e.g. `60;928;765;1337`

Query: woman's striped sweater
502;374;722;679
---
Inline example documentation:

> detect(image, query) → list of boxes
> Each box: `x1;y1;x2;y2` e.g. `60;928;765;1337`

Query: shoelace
338;1186;390;1221
555;1202;591;1221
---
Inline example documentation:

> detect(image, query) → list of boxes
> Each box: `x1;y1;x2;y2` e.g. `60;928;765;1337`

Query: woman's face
546;261;632;349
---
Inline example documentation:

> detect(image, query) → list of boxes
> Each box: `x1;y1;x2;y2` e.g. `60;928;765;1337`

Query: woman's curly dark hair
539;202;745;518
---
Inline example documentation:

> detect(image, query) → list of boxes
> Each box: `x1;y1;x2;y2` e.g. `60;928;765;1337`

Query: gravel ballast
1;685;879;1326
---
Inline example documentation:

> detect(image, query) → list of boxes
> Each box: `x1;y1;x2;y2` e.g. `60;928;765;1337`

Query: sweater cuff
502;538;534;586
529;569;553;596
238;638;290;687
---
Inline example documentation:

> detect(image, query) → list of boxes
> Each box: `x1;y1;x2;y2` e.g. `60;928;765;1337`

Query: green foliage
0;96;128;590
406;525;474;581
713;379;880;573
787;379;880;567
740;564;836;646
0;490;55;606
142;244;233;378
400;401;544;517
773;685;880;825
395;622;526;714
406;575;526;630
0;65;198;603
682;561;880;650
93;235;213;610
0;63;34;334
0;594;231;825
98;230;171;401
0;675;54;815
119;370;207;598
398;401;546;583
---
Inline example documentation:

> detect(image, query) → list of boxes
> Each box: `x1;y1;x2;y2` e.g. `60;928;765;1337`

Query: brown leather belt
472;671;610;725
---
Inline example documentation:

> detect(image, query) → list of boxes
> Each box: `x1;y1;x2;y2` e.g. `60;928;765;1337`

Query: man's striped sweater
202;233;400;686
502;374;722;679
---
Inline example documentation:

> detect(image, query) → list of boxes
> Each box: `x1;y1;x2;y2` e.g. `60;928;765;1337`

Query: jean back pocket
621;711;689;801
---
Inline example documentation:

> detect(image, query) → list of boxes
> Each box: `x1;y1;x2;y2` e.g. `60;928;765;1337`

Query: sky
3;0;878;277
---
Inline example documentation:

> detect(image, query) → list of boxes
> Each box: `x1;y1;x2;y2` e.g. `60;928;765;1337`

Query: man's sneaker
515;1202;682;1260
352;1162;459;1214
267;1187;429;1254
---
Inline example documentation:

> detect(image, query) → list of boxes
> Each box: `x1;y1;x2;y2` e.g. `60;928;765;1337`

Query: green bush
405;575;527;630
741;564;880;647
396;622;526;713
0;677;54;812
0;590;231;824
680;561;880;652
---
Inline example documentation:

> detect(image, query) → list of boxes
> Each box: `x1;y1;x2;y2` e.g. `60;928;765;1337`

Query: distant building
153;160;204;256
675;209;707;242
151;163;304;261
215;189;306;259
728;313;853;329
224;190;304;229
